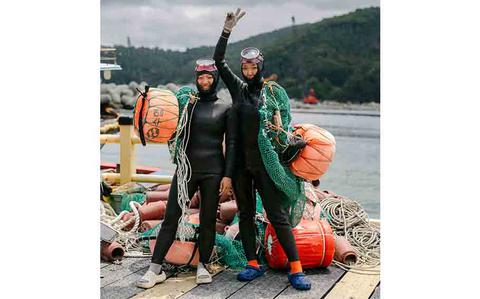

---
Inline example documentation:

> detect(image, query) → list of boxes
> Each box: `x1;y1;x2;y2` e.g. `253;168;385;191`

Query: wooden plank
228;269;290;299
178;269;250;299
276;266;346;299
132;271;197;299
132;266;224;299
101;268;153;299
101;258;150;287
101;266;182;299
324;267;380;299
369;283;380;299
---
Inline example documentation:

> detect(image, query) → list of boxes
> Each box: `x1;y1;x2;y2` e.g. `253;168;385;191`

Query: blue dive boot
237;265;266;281
288;272;311;290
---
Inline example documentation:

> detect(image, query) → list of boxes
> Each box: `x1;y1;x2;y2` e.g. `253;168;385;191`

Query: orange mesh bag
133;86;179;144
148;213;201;266
290;124;336;181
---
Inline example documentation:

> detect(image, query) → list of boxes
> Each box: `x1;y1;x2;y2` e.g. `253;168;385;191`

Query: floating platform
101;259;380;299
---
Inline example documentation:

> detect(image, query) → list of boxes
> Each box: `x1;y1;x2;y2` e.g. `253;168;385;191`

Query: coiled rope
100;201;146;255
305;184;380;274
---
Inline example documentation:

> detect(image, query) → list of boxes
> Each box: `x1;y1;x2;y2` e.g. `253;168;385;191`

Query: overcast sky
101;0;379;50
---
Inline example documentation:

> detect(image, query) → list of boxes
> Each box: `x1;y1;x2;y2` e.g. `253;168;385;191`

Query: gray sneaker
196;263;212;284
136;270;167;289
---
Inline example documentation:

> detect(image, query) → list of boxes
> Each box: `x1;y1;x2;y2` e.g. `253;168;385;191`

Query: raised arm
213;9;246;103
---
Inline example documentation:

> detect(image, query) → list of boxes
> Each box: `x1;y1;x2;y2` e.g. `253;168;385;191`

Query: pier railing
100;116;173;185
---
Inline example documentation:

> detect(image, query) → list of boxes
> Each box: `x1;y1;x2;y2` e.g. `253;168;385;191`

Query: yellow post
100;116;174;185
101;173;173;184
118;116;136;184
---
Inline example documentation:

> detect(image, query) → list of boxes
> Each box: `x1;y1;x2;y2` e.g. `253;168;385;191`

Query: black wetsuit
151;91;235;265
214;30;300;262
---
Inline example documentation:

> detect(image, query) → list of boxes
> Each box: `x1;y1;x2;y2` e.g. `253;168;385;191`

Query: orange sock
247;259;260;269
289;260;303;274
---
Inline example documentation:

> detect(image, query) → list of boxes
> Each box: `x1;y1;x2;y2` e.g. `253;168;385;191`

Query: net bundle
257;81;306;227
214;193;267;269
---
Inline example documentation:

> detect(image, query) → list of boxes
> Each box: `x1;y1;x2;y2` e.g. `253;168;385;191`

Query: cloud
101;0;379;49
162;0;378;10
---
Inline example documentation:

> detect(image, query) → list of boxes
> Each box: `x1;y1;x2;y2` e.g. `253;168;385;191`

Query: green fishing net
214;193;267;269
257;81;306;227
139;221;199;241
120;193;146;212
167;86;196;164
139;193;267;270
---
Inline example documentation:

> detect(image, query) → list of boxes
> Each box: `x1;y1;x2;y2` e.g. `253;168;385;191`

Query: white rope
100;201;147;254
305;183;380;274
172;94;198;242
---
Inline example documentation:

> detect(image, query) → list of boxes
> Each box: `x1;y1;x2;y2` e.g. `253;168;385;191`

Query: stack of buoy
143;183;238;266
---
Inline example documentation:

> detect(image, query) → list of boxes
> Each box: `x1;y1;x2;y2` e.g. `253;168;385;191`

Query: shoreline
291;108;379;117
100;82;380;114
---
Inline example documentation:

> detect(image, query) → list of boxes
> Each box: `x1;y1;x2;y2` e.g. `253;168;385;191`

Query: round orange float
133;87;179;144
289;124;336;181
264;219;335;269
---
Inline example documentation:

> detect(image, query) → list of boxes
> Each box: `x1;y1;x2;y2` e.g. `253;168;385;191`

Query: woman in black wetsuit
213;9;311;290
137;59;235;288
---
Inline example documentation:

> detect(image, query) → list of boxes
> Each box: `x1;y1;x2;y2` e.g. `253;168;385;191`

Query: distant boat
303;88;320;104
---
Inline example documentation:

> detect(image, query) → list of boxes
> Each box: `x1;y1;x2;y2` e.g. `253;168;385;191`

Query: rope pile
100;201;147;256
306;184;380;274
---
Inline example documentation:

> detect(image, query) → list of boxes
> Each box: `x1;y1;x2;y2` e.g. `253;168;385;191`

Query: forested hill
104;7;380;102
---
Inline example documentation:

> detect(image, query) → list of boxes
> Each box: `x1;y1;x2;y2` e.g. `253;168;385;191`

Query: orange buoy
138;220;161;233
120;212;135;231
146;190;169;203
149;239;200;266
189;191;201;209
188;208;199;215
334;235;357;265
188;212;200;225
290;124;336;181
101;241;125;262
154;184;171;191
133;88;179;143
218;200;238;222
265;219;335;269
138;201;167;221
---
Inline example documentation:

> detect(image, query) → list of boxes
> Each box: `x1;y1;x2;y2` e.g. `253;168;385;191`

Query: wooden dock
101;259;380;299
